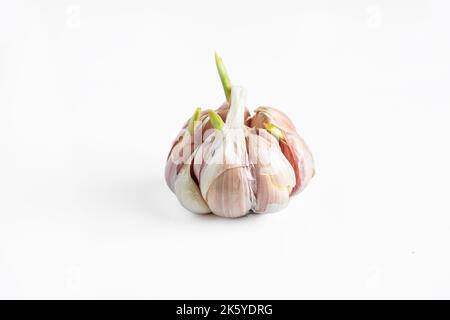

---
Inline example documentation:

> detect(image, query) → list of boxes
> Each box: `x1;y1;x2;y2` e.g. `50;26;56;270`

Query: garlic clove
165;130;189;192
197;87;254;217
196;134;252;218
248;129;296;213
253;174;290;213
165;108;203;192
282;131;315;194
198;88;249;197
264;123;315;194
251;107;315;195
174;160;210;214
197;127;246;201
205;167;253;218
164;160;179;193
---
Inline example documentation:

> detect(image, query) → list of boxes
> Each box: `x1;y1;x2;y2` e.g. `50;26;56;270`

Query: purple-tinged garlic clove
174;159;210;214
205;167;253;218
247;129;296;213
165;108;202;192
250;107;315;195
197;87;253;218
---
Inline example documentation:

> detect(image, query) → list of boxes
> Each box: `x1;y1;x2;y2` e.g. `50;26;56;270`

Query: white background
1;0;450;299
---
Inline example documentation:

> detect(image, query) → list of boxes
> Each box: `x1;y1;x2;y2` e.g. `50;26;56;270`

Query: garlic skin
165;108;201;193
195;87;254;218
173;159;210;214
165;102;250;194
164;54;315;218
248;129;296;213
164;129;192;193
250;106;315;194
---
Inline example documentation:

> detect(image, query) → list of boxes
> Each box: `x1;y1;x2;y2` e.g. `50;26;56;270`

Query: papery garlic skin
247;129;296;213
282;131;315;193
174;159;210;214
166;128;212;214
165;129;191;193
250;106;315;194
196;87;254;218
165;102;247;193
165;107;201;192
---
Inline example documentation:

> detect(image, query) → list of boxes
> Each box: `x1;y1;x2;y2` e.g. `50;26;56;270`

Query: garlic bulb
165;53;315;218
